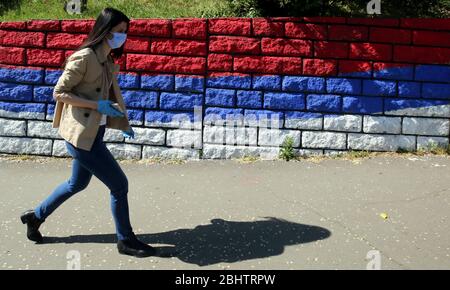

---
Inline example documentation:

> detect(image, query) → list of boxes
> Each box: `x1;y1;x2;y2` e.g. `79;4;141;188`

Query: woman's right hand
97;100;125;117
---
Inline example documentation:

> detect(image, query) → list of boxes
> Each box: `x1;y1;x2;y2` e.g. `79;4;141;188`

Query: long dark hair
61;7;130;69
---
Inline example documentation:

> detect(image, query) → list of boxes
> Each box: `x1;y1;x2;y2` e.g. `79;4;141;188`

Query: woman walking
20;7;157;258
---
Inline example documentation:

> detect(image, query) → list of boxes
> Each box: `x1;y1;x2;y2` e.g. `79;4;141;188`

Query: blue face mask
107;32;127;49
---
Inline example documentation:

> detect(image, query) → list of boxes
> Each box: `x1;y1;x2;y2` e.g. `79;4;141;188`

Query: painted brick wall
1;17;450;159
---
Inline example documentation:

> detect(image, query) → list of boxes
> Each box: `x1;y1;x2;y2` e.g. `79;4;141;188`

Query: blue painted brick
326;78;362;94
146;110;195;123
416;65;450;83
122;90;158;109
160;92;202;110
206;88;235;107
374;66;414;80
33;86;54;103
398;81;421;98
0;67;44;84
342;96;383;114
307;94;341;112
175;75;204;93
282;76;325;93
363;80;396;96
253;75;282;90
47;104;55;116
205;107;244;123
126;109;144;122
236;90;262;108
207;75;251;89
44;69;62;85
384;98;450;112
263;92;305;110
117;73;140;89
0;101;45;113
141;74;174;90
285;111;322;121
0;82;33;101
422;83;450;99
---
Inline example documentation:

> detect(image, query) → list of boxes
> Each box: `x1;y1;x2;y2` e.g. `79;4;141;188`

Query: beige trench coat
52;45;131;151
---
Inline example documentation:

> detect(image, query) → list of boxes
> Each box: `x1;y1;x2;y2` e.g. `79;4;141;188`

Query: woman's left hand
122;127;135;139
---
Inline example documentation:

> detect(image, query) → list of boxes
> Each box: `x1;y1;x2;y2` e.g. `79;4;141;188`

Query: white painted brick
203;125;257;146
348;133;415;151
324;114;362;132
302;131;347;149
104;128;124;142
285;115;322;130
417;136;449;149
0;109;45;120
258;128;300;147
0;118;26;136
385;104;450;118
167;129;202;148
105;143;141;159
27;121;61;139
202;144;280;160
142;146;200;160
124;127;165;145
402;117;449;136
295;149;323;156
52;139;70;157
0;137;52;155
363;116;401;134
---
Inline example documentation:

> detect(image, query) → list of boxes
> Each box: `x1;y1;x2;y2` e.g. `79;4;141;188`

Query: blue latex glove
122;127;135;139
97;100;124;117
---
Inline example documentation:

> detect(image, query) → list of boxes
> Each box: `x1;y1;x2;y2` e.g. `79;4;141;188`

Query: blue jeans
34;125;134;241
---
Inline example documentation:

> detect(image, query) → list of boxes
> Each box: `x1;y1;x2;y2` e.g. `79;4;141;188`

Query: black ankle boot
20;210;44;243
117;235;157;258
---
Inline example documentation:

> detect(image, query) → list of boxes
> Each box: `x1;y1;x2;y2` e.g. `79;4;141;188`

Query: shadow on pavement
43;217;331;266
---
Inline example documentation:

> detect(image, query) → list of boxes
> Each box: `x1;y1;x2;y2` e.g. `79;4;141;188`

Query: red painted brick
413;30;450;47
151;39;207;56
64;50;75;59
394;45;450;64
338;60;372;75
401;18;450;30
209;36;260;54
304;17;346;24
370;27;411;44
124;36;150;53
46;33;87;49
173;19;206;39
0;21;26;30
350;43;392;61
303;58;337;76
314;41;348;58
207;54;233;71
261;38;311;56
26;20;60;31
252;18;284;37
61;20;94;33
115;54;127;71
0;46;25;64
285;23;327;40
126;54;205;74
0;30;45;47
129;19;171;37
347;18;399;27
329;25;368;41
27;49;65;67
234;56;302;74
208;18;251;35
373;62;411;71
